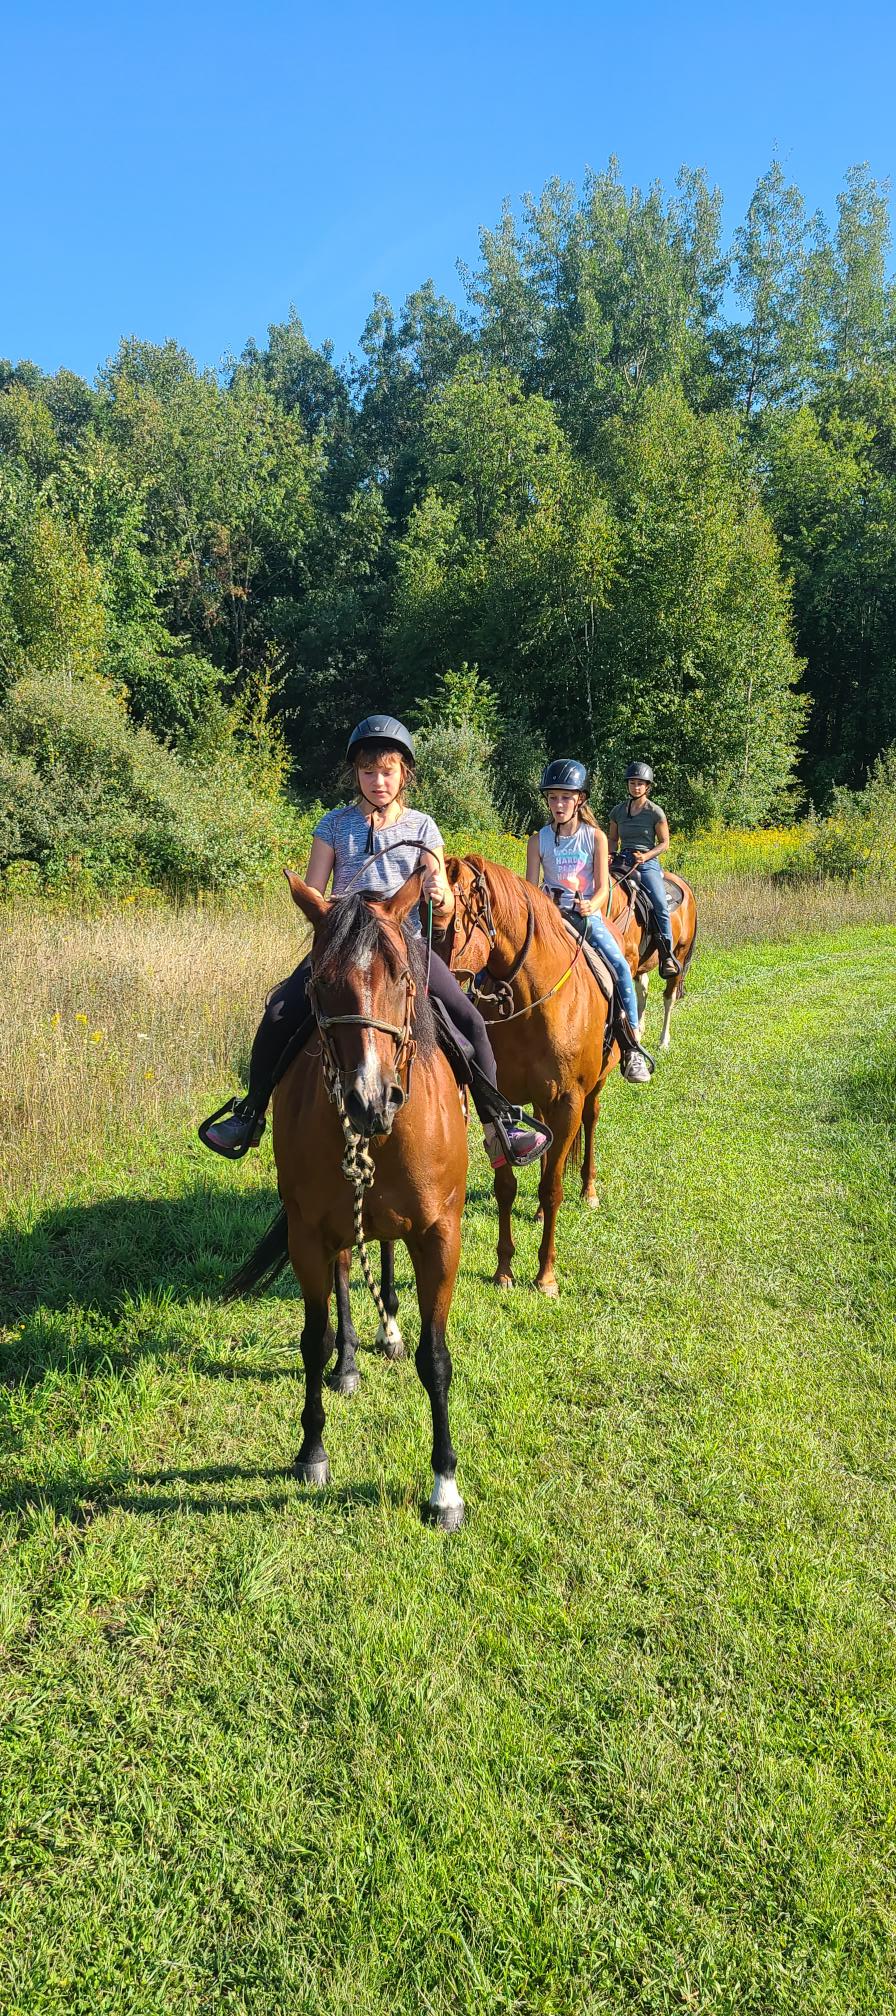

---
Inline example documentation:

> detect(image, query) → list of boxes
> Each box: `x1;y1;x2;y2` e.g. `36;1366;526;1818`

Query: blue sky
4;0;894;383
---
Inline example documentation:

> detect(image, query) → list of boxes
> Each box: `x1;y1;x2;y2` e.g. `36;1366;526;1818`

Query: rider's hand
422;866;452;911
574;895;595;917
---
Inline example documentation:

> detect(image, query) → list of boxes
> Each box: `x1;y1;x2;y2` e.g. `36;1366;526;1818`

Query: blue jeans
633;857;673;952
583;911;639;1027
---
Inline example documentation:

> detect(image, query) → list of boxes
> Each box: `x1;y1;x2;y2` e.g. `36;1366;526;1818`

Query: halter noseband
308;963;418;1106
453;859;535;1018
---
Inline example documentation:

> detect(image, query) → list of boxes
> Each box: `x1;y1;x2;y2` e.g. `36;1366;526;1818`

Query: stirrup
197;1098;265;1160
619;1018;656;1075
492;1107;554;1168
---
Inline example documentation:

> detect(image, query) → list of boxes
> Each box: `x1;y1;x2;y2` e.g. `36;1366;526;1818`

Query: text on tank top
538;821;596;909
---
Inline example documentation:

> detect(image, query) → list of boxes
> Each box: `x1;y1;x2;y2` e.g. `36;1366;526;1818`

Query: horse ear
284;870;330;927
443;856;461;888
378;868;426;925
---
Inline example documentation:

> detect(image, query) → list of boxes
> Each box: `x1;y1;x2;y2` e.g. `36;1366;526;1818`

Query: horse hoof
293;1457;330;1487
328;1370;360;1396
492;1269;515;1289
376;1317;405;1361
534;1277;560;1299
425;1501;465;1534
583;1191;600;1210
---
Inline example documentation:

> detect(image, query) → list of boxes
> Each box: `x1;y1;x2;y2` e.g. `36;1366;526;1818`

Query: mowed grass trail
2;919;896;2015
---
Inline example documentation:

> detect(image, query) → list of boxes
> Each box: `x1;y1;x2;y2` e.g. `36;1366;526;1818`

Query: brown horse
226;873;470;1529
441;855;619;1296
610;868;698;1051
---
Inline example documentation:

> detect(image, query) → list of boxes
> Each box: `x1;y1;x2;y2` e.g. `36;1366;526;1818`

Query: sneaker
198;1098;266;1159
621;1050;652;1084
484;1111;553;1169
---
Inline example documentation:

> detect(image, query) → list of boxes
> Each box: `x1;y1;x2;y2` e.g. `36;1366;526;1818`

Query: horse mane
314;892;437;1059
465;855;576;961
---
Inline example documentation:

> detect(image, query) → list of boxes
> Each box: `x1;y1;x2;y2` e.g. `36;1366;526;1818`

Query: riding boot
658;944;681;980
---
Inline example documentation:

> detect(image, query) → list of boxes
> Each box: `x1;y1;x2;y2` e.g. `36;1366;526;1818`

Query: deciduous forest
2;156;895;889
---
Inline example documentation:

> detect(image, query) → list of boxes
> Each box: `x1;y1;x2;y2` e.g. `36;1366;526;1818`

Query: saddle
614;869;686;937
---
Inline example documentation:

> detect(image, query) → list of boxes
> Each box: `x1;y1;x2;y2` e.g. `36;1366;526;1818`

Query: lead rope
328;1067;392;1331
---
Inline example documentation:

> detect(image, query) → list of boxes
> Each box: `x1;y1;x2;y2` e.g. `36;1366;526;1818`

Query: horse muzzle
343;1073;406;1138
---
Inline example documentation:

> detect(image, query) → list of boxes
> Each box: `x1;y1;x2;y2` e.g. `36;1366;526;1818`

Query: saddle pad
560;917;615;1007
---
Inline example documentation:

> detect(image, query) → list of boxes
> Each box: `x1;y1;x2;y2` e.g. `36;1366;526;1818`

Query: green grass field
2;908;896;2014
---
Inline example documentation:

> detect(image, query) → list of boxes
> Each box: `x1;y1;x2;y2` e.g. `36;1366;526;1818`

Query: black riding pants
246;948;498;1114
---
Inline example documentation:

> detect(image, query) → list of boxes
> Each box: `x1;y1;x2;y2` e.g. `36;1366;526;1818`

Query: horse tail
565;1126;584;1176
224;1207;290;1301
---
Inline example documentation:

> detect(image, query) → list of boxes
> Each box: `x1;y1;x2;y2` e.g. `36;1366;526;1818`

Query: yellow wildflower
75;1012;88;1025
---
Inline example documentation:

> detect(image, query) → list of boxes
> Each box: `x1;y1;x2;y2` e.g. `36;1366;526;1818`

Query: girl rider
526;760;652;1085
608;762;680;980
200;715;552;1169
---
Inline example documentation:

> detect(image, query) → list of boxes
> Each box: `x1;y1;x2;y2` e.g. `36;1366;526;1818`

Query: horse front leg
407;1221;464;1532
492;1159;518;1289
329;1247;361;1395
289;1231;335;1486
635;970;649;1037
374;1241;405;1359
581;1086;600;1209
536;1092;582;1297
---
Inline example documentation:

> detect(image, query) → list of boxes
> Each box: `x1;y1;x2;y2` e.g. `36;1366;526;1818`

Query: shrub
798;746;896;884
413;719;501;830
0;672;300;896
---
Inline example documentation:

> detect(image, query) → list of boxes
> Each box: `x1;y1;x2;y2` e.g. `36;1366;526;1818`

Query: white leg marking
375;1316;404;1351
660;996;673;1050
430;1472;464;1514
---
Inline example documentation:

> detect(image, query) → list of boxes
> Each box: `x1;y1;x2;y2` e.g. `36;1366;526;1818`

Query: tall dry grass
0;900;311;1206
1;873;892;1208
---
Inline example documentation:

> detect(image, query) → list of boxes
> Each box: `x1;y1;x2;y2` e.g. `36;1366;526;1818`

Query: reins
308;951;418;1333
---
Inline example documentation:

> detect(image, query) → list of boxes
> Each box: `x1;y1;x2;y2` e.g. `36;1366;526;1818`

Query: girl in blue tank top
526;760;652;1085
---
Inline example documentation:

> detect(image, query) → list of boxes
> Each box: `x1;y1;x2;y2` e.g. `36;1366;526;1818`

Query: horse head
286;869;425;1137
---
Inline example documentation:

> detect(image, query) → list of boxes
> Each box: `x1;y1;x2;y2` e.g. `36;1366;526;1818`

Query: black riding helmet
625;761;654;784
346;715;416;766
540;758;589;793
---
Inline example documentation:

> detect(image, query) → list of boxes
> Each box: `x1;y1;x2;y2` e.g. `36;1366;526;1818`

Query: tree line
1;154;895;870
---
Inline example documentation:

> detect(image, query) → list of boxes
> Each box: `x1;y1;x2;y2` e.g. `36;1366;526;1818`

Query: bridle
308;960;418;1107
452;857;582;1021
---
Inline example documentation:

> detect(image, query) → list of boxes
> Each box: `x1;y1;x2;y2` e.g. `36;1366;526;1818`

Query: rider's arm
305;836;336;894
593;825;610;910
420;844;455;927
607;815;620;854
574;825;609;916
525;832;542;888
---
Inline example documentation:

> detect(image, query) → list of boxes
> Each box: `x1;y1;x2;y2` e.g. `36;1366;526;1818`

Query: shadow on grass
837;1045;896;1130
1;1183;291;1320
0;1463;403;1523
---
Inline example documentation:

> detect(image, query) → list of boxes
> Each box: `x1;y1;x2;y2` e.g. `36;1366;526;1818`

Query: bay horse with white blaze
226;872;470;1530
